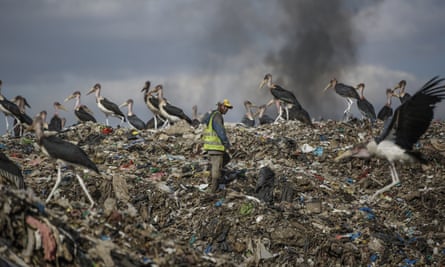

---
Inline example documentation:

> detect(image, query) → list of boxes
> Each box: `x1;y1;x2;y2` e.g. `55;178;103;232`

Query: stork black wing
148;97;160;109
382;76;445;150
271;85;302;109
0;99;22;118
42;136;99;173
101;98;126;120
76;108;96;122
49;115;63;131
164;103;192;124
128;115;146;130
0;152;25;189
335;83;360;99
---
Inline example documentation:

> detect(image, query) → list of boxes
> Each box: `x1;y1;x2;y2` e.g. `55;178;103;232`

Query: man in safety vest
202;99;233;192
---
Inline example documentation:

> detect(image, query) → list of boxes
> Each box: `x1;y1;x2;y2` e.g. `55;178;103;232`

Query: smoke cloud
264;1;362;119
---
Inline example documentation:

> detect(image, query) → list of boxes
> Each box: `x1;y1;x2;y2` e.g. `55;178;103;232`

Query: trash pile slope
0;119;444;266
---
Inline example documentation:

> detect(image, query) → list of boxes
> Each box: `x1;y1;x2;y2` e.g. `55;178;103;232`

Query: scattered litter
0;119;444;266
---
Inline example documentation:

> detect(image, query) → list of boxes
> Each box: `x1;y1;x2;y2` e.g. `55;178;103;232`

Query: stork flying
335;76;445;201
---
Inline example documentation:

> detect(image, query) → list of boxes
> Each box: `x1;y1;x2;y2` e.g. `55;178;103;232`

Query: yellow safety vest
203;111;225;151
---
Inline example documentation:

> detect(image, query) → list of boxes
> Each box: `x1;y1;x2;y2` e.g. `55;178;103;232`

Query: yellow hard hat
222;99;233;109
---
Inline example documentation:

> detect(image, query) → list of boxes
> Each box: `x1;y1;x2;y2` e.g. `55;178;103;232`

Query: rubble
0;119;444;266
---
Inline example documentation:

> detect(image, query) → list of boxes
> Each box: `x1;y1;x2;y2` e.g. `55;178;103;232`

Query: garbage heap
0;119;444;266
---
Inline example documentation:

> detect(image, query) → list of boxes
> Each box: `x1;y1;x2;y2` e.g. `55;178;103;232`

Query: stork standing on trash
259;73;303;122
65;91;97;123
335;76;445;201
323;78;360;121
30;115;99;207
87;83;126;126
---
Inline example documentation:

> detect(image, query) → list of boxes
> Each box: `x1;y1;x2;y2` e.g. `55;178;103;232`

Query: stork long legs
370;161;400;201
46;164;63;204
46;162;95;208
343;98;354;121
4;117;10;132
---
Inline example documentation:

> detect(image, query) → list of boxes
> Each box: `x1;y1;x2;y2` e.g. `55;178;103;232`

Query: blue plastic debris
359;207;375;219
403;258;417;266
313;147;324;156
350;232;362;241
204;244;212;254
100;235;111;241
346;177;355;184
141;257;153;265
215;199;224;207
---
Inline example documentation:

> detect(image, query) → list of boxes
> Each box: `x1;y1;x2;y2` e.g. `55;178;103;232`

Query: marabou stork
259;73;303;122
335;76;445;201
120;99;146;130
151;84;193;126
11;95;33;137
65;91;97;123
241;100;256;127
48;102;67;132
0;151;25;189
0;93;32;136
255;104;274;125
393;80;411;104
87;83;126;125
377;89;394;122
356;83;377;123
141;81;166;129
30;115;99;207
39;110;49;130
323;78;360;121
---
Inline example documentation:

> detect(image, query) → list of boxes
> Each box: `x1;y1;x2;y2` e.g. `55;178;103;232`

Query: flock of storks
0;74;444;207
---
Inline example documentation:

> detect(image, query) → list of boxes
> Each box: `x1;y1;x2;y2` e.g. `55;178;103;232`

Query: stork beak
58;104;68;111
323;83;331;92
86;87;95;95
64;94;75;102
334;150;354;162
266;99;275;107
119;102;128;108
259;79;266;89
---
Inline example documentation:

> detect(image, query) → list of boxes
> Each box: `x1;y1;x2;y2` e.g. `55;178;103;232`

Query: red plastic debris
102;127;113;135
26;216;57;261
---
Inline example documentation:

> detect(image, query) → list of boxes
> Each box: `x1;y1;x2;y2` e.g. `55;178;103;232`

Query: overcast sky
1;0;445;132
